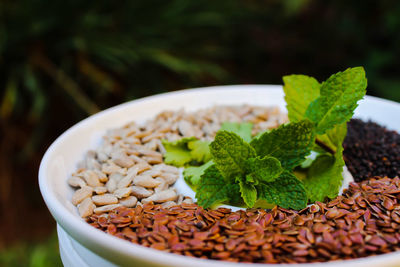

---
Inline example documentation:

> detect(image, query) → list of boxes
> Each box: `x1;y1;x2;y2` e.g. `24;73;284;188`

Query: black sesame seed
343;119;400;182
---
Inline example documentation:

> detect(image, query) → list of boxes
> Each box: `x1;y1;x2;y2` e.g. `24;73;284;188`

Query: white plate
39;85;400;267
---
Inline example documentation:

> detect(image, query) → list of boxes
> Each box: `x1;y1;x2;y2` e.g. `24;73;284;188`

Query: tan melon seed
92;194;118;205
77;197;95;218
71;186;93;206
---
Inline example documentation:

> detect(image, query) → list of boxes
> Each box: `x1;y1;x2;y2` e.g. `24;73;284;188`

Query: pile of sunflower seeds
87;177;400;264
68;105;287;217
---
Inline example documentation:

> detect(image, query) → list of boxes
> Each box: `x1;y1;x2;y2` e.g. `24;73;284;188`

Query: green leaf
162;137;211;167
239;180;257;208
250;120;315;170
196;165;241;208
305;67;367;134
303;146;345;202
316;122;347;152
245;174;256;183
246;156;283;183
256;171;308;210
283;75;320;122
220;122;253;142
183;161;214;188
210;131;256;181
187;139;212;162
162;137;197;166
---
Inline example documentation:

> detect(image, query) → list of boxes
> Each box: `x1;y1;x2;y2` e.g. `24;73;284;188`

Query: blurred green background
1;0;400;265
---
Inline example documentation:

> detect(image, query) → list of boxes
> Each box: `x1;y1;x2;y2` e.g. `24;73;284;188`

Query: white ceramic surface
39;85;400;267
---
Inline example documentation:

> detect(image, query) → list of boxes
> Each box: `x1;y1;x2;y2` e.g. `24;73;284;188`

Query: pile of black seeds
343;118;400;182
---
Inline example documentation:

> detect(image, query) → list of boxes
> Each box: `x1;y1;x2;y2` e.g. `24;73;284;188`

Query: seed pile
68;105;287;218
88;177;400;264
343;119;400;182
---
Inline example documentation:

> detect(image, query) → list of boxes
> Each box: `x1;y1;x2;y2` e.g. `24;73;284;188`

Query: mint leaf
245;174;256;183
162;137;197;166
220;122;253;142
183;161;213;188
305;67;367;134
250;120;315;170
246;156;283;183
210;131;256;181
256;171;307;210
283;75;320;122
162;138;211;166
196;165;241;208
316;122;347;152
239;180;257;208
187;140;212;163
303;146;345;202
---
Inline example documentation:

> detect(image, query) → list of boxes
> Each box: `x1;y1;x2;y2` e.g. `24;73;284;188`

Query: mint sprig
163;122;255;187
284;66;367;202
305;67;367;135
197;128;311;209
166;67;367;210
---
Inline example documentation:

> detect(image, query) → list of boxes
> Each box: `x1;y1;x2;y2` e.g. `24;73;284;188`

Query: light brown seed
133;175;162;188
82;170;103;187
119;196;138;208
106;178;117;193
114;187;132;199
142;189;177;203
68;176;86;188
92;194;118;205
72;186;93;206
94;204;122;214
94;186;108;195
77;197;95;217
131;186;153;199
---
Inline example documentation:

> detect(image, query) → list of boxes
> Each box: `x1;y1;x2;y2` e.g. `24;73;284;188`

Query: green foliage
187;140;212;163
316;123;348;153
305;67;367;134
210;131;256;181
283;75;320;122
256;171;308;210
197;129;309;209
162;137;211;166
239;180;257;208
183;160;214;188
283;67;366;202
219;122;253;142
250;120;315;170
162;137;197;166
0;232;62;267
304;146;345;202
196;164;242;208
246;156;283;183
163;122;253;168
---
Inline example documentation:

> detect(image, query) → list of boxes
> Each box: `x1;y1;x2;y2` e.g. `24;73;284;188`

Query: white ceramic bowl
39;85;400;267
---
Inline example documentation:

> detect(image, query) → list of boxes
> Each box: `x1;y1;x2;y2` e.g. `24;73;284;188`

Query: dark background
1;0;400;265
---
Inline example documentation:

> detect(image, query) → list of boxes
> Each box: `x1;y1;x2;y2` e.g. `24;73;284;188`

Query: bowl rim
39;85;400;267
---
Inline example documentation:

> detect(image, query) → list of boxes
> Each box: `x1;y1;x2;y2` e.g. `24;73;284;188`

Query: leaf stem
315;138;336;155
